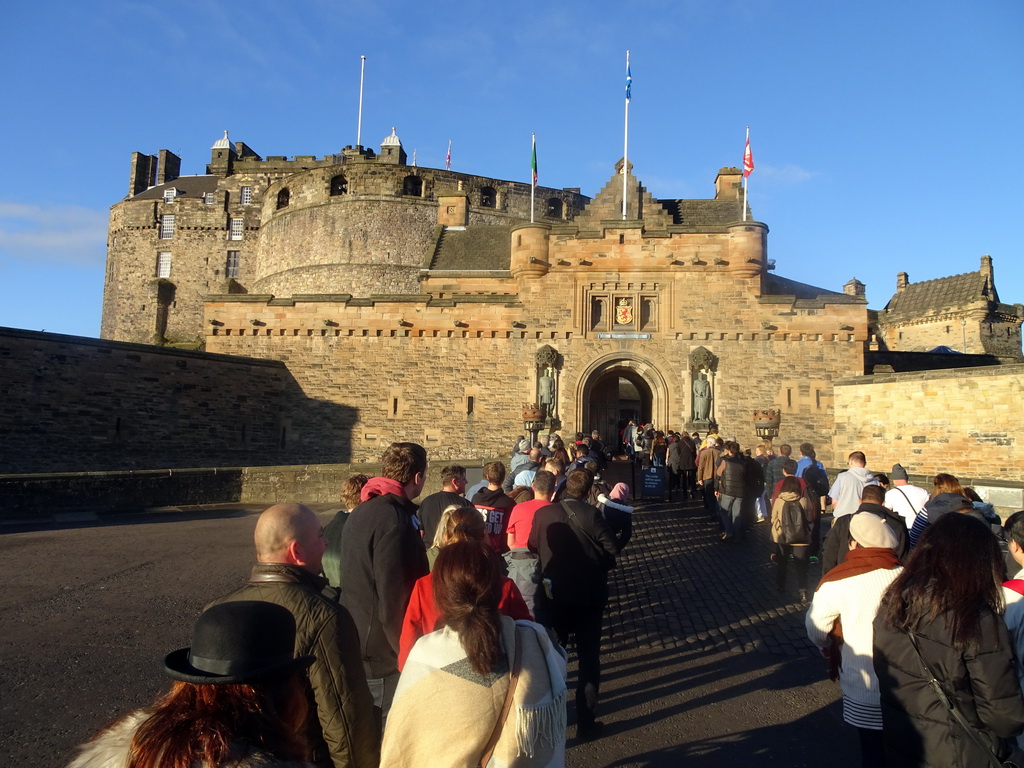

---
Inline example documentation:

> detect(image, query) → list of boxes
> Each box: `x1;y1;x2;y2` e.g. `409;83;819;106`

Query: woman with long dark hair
67;601;314;768
873;513;1024;767
383;540;567;767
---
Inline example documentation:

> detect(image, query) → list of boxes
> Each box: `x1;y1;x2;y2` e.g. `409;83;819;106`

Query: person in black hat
67;600;316;768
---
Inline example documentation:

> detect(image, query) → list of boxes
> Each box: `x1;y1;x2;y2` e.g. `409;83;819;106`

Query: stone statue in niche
688;346;718;425
535;345;559;420
693;372;712;421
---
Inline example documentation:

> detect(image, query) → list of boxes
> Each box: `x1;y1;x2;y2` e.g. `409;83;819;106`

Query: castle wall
833;364;1024;483
102;152;588;346
205;239;868;466
878;312;1023;358
0;327;321;474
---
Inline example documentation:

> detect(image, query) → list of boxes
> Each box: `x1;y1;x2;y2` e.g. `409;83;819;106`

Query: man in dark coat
339;442;430;723
210;503;379;768
529;468;620;740
821;485;910;573
418;464;469;545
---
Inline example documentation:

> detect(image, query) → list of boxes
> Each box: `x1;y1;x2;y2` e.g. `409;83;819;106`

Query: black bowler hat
164;601;314;685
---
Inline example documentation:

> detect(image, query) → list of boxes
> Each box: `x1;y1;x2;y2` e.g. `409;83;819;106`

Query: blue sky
1;0;1022;337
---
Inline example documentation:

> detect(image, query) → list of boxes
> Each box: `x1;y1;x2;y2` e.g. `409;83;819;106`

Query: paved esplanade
1;499;859;767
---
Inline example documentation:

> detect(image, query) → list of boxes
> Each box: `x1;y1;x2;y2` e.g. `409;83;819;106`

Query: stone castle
98;128;1023;465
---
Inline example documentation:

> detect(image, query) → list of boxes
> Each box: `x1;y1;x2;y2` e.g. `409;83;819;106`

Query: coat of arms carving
615;297;633;325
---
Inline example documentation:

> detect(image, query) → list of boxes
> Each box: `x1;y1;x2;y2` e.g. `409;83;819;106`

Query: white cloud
0;202;108;266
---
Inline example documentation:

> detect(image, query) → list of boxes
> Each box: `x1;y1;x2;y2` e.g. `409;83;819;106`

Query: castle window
330;175;348;196
276;188;290;210
204;192;216;205
639;296;657;331
163;188;176;203
225;251;240;279
156;251;172;278
546;198;562;219
240;186;253;205
229;218;243;240
403;175;422;197
480;186;496;208
158;214;175;239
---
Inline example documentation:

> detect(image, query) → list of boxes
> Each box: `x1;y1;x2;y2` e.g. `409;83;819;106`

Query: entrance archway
577;353;670;452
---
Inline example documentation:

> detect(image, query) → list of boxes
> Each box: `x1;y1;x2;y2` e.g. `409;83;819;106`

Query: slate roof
659;199;750;227
883;269;997;320
131;175;220;201
430;225;513;271
760;273;852;301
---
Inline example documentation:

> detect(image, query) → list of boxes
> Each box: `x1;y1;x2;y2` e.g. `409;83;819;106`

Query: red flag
743;133;754;178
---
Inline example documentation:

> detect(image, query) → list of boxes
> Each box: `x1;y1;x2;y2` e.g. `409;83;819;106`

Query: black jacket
821;503;910;574
873;607;1024;767
716;454;746;498
417;490;469;545
338;492;429;679
210;564;379;768
528;498;619;606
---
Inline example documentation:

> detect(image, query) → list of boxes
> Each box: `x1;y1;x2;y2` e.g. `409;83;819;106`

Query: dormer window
240;186;253;206
163;188;177;203
204;192;216;205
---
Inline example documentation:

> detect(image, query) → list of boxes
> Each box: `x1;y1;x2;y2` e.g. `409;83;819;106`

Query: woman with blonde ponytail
399;507;530;669
383;541;568;767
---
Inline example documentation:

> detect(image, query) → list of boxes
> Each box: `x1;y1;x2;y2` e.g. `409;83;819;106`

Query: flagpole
622;50;630;221
356;55;366;148
531;133;536;224
742;126;749;221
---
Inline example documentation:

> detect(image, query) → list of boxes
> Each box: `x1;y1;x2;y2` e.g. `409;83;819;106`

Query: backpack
802;463;830;498
780;498;810;545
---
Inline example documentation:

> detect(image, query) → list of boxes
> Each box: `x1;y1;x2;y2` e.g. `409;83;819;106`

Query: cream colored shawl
381;617;567;768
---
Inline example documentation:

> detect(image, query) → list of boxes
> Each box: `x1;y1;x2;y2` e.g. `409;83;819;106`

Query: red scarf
817;547;901;681
360;476;408;502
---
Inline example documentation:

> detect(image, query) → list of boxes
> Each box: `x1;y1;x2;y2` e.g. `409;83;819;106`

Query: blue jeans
718;494;744;539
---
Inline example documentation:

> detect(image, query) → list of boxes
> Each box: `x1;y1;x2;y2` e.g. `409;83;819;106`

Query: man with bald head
210;503;378;768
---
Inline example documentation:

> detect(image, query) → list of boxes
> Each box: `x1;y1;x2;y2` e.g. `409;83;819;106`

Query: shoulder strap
478;627;523;767
560;500;603;553
905;631;1004;768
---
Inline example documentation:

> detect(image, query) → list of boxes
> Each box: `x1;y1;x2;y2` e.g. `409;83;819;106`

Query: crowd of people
68;436;632;768
65;430;1024;768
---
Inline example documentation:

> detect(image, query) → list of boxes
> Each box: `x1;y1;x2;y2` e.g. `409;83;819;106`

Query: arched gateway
576;353;671;450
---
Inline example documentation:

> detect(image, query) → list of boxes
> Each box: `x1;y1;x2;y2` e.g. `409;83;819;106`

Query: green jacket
210;563;379;768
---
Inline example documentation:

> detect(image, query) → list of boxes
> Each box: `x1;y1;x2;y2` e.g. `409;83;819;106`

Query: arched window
330;175;348;196
546;198;563;219
480;186;496;208
403;175;422;197
276;188;290;210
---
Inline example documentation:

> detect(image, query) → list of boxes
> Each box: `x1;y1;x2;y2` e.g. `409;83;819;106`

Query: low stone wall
0;461;496;521
833;363;1024;509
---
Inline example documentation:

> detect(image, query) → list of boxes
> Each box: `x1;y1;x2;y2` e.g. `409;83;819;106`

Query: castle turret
379;127;407;165
510;224;550;279
208;131;236;177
